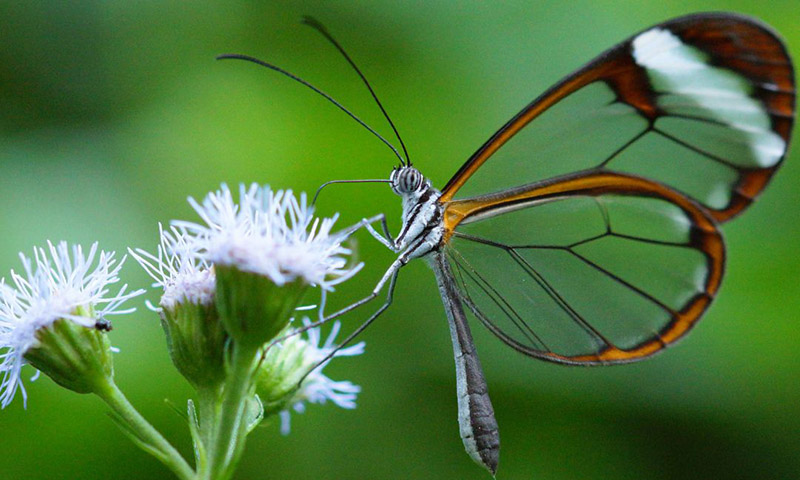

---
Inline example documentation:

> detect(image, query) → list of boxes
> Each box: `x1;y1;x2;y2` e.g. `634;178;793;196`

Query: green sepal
215;265;308;349
245;394;264;434
161;299;227;390
24;309;113;395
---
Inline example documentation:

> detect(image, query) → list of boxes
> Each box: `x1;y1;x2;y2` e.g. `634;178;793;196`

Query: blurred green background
1;1;798;479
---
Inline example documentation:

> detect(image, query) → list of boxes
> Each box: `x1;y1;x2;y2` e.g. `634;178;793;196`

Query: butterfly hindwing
442;172;723;364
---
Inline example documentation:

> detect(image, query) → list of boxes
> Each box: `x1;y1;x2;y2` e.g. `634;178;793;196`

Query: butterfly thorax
389;166;445;259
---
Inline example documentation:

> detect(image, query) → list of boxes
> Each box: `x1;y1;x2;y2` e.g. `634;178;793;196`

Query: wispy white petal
173;184;362;291
129;224;215;310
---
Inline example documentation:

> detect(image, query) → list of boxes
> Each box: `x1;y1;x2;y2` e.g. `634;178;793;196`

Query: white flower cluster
0;242;142;408
131;184;367;430
174;184;362;291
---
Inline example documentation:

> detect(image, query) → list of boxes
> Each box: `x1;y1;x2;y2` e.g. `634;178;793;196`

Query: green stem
207;343;259;480
196;387;219;451
193;386;221;478
95;378;195;480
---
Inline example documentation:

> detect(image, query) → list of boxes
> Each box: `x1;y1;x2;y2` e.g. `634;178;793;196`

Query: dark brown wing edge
442;171;725;364
439;12;795;224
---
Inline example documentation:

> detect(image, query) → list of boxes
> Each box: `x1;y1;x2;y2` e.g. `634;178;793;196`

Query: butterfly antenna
302;15;411;167
217;53;406;165
312;178;391;205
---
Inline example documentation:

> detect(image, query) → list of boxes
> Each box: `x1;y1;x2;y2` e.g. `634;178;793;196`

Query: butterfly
220;12;795;474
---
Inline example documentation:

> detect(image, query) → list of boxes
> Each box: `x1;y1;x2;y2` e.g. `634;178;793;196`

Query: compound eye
398;172;407;190
392;168;423;194
406;171;421;191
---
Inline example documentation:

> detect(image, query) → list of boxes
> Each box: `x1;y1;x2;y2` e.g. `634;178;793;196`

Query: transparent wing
440;13;795;223
442;172;724;364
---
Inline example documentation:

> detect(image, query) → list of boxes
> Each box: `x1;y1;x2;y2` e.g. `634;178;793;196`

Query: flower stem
95;378;195;480
192;386;221;478
196;387;220;449
206;343;259;480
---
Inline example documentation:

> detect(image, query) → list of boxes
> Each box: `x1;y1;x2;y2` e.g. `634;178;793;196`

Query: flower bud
130;226;227;390
161;298;227;389
0;242;142;407
254;319;364;434
171;184;363;349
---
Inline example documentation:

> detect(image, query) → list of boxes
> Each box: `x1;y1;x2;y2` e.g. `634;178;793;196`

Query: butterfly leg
363;215;398;252
336;214;387;238
283;228;436;386
289;228;433;379
295;261;402;385
270;252;405;347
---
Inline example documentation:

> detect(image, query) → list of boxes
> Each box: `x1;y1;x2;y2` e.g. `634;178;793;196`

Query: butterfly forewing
440;13;795;223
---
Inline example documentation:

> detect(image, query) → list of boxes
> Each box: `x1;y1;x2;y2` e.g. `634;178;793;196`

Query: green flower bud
161;298;227;390
256;327;312;416
130;228;227;390
254;320;364;434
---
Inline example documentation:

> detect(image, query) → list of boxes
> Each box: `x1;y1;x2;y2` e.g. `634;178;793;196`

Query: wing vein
598;128;651;168
448;248;551;351
652;128;742;171
454;232;616;351
507;248;613;349
566;248;676;314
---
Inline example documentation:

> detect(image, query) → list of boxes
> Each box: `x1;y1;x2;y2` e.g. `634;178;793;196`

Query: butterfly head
389;165;428;197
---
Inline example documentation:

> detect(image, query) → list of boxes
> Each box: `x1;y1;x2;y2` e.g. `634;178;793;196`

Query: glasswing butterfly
220;12;795;474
